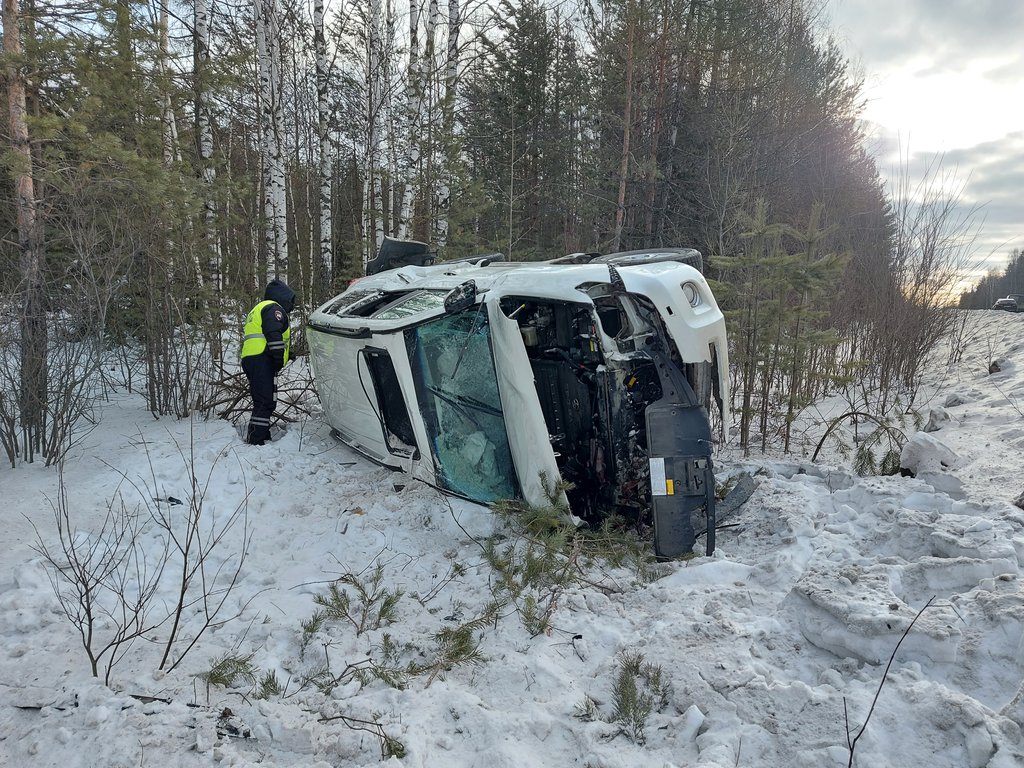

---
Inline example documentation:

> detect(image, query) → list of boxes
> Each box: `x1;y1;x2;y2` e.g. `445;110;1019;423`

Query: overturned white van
307;248;730;558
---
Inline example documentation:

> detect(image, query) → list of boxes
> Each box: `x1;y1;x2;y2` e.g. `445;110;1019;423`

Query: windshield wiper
451;392;502;416
426;386;502;417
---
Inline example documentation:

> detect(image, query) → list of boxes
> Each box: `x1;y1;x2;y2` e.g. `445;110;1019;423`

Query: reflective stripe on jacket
241;300;291;363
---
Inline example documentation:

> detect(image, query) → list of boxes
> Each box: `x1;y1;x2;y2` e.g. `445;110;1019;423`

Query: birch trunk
382;2;397;234
434;0;460;248
314;0;332;286
287;33;306;300
420;0;438;240
396;0;422;240
157;1;180;166
257;0;287;282
4;0;47;461
363;0;385;269
194;0;217;288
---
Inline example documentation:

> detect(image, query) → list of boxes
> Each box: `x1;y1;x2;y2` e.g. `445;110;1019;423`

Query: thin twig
846;596;936;767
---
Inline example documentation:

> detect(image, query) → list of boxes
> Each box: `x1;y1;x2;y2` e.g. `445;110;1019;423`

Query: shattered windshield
372;290;447;320
406;306;517;503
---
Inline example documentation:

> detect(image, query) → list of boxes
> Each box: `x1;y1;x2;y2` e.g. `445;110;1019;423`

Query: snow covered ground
2;311;1024;767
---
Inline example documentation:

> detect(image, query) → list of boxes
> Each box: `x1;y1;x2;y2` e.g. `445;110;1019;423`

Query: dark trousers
242;354;276;445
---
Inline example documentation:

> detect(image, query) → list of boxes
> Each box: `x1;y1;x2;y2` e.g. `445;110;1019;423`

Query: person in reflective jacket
240;278;295;445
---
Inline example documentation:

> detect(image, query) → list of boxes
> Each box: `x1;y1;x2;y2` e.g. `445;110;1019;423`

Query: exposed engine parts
500;295;690;524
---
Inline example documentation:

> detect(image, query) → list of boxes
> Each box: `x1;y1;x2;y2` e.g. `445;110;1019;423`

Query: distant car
307;247;730;558
1007;294;1024;308
992;298;1018;311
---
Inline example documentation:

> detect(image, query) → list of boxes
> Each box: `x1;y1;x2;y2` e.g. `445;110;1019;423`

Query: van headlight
681;281;702;307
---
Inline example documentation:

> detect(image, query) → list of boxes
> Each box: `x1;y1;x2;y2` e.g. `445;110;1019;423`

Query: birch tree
363;0;385;268
314;0;332;287
434;0;461;248
256;0;287;281
195;0;217;288
155;0;180;167
396;0;423;240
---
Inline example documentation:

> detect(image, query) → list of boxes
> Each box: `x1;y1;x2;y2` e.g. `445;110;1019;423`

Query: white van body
307;251;729;557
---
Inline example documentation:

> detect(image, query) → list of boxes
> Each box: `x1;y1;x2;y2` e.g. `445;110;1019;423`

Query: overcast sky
823;0;1024;284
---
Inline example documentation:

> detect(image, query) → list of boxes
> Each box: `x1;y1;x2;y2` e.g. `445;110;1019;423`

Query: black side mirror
444;280;477;314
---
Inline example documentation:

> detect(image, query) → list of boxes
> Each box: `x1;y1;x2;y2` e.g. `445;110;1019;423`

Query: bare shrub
141;434;254;672
100;340;147;396
143;291;221;419
837;154;982;417
0;313;106;467
31;468;168;684
0;181;136;467
0;342;18;467
40;320;107;464
200;357;318;425
944;307;985;368
33;432;253;682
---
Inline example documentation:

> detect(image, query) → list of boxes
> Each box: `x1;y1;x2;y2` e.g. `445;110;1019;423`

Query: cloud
852;129;1024;274
983;58;1024;85
826;0;1024;275
827;0;1024;75
918;135;1024;258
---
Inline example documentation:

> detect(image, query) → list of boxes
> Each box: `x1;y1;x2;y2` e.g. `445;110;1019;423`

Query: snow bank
3;312;1024;767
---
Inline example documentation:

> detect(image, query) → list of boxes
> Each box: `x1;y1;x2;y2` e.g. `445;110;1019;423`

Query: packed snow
2;311;1024;767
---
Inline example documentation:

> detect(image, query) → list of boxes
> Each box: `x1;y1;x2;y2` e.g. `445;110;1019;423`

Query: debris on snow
900;431;959;475
924;407;952;432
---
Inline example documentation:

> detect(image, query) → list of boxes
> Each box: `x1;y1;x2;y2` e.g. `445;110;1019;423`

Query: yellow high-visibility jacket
241;300;290;366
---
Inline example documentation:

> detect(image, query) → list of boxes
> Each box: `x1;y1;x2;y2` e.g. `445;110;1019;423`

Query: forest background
0;0;1012;471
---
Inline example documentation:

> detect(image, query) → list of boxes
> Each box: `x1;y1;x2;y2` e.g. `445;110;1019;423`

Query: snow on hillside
2;311;1024;767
